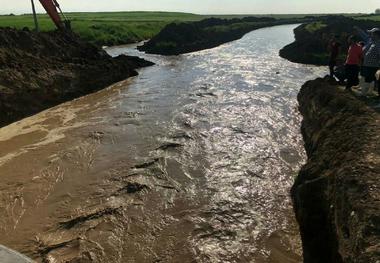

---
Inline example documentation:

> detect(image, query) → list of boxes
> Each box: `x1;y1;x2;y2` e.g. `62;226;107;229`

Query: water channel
0;24;325;262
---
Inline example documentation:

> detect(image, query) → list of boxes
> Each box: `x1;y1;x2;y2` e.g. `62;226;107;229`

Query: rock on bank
292;78;380;262
0;28;153;127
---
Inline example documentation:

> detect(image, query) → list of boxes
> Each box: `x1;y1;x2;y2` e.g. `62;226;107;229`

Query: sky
1;0;380;15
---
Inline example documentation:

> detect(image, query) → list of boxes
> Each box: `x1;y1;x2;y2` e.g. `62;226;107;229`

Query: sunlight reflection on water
108;25;326;261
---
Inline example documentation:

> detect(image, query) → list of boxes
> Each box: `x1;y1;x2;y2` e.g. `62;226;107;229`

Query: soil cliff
0;28;153;127
280;16;380;65
138;17;314;55
292;77;380;262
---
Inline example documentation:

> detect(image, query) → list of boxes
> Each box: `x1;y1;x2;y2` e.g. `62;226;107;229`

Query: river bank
278;15;380;263
0;12;335;47
0;25;325;262
138;17;315;55
0;28;153;127
280;16;380;65
292;77;380;262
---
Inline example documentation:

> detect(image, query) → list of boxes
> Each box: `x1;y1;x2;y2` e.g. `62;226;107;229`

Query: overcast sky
1;0;379;15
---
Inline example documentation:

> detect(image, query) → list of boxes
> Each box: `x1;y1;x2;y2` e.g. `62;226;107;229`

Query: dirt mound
293;77;380;262
138;17;312;55
280;16;380;65
0;28;153;127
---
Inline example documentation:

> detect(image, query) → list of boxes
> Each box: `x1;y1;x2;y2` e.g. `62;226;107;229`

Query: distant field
305;21;327;33
0;12;268;45
356;14;380;21
0;12;207;45
0;11;370;46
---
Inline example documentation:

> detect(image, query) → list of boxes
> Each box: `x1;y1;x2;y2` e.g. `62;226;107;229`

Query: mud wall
138;17;315;55
292;78;380;262
0;28;153;127
279;16;380;65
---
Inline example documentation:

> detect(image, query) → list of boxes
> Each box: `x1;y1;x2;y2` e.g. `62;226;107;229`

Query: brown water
0;25;326;263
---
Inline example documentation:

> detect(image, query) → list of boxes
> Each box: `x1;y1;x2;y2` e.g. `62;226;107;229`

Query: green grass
0;12;207;45
0;11;371;46
1;11;269;46
0;12;324;46
205;22;263;33
305;21;327;32
356;15;380;21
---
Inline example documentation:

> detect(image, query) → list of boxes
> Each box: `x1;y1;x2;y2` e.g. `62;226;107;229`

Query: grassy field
0;12;269;46
0;11;370;46
305;21;327;32
0;12;208;45
356;14;380;21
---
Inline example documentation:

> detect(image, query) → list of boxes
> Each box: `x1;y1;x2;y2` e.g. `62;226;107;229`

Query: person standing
345;35;363;91
355;27;380;96
328;35;341;79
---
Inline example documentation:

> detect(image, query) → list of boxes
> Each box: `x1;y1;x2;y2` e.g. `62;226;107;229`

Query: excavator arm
38;0;66;29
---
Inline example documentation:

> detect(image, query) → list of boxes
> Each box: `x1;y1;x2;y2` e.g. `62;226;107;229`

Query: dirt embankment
292;77;380;262
280;16;380;65
138;17;315;55
0;28;153;127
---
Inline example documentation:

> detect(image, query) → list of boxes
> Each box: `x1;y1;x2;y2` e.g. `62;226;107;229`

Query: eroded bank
292;78;380;262
0;25;325;262
0;28;153;127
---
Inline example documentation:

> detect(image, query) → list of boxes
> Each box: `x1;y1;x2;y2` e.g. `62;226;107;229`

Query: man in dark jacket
328;35;341;79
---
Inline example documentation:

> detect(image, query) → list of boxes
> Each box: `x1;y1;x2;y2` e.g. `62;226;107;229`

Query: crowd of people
328;26;380;97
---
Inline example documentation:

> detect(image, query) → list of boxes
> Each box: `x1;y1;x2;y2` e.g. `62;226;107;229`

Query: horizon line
0;10;373;16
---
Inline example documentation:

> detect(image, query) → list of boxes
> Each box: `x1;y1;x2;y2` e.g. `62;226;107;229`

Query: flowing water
0;25;326;262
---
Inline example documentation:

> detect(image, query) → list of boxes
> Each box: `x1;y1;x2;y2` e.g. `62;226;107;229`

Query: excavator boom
38;0;64;29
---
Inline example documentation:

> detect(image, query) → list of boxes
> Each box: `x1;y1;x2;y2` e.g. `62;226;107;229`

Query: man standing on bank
328;35;341;79
355;27;380;96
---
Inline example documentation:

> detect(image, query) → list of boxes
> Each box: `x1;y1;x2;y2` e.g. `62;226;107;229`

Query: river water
0;24;325;262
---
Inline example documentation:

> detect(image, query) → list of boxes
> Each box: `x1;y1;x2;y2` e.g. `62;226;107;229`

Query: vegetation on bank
280;16;380;65
305;21;327;33
0;11;369;46
355;14;380;21
0;12;205;45
0;12;287;46
138;16;318;55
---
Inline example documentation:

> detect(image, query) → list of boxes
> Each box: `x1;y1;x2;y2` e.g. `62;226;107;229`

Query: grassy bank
279;16;380;65
0;12;207;45
0;11;364;46
0;12;267;46
355;14;380;21
138;16;317;55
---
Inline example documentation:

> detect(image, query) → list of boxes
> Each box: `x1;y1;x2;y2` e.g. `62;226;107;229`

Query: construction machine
31;0;70;31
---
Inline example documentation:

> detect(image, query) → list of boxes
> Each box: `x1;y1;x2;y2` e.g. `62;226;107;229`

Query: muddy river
0;24;325;262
